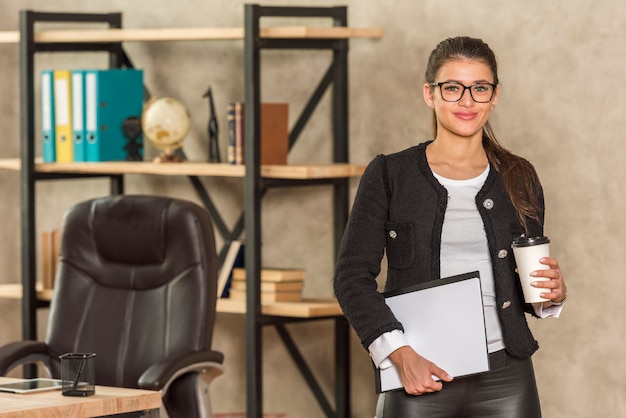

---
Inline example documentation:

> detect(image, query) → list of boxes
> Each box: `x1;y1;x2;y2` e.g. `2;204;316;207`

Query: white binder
375;271;489;393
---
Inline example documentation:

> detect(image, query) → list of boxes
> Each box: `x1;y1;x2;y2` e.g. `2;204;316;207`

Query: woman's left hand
531;256;567;307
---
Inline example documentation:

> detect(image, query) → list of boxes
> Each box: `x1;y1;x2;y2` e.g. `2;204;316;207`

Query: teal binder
41;70;56;162
71;70;86;162
85;69;144;162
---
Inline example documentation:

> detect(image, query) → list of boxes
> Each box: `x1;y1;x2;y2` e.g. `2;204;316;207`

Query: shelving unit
0;5;382;417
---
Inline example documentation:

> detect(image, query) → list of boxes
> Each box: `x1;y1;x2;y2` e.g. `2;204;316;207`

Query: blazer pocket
385;222;414;270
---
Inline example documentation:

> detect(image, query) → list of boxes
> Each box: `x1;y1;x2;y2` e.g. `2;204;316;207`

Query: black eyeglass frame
429;81;498;103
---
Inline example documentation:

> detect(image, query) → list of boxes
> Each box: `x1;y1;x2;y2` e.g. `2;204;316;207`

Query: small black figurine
204;86;221;163
122;116;143;161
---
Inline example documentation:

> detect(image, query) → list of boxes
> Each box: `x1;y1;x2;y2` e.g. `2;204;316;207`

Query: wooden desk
0;377;161;417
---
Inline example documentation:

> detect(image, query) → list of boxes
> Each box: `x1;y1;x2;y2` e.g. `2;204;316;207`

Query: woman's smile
454;111;478;121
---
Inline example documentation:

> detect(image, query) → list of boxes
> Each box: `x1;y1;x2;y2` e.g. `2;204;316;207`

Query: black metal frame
19;11;126;379
243;5;350;417
18;5;352;417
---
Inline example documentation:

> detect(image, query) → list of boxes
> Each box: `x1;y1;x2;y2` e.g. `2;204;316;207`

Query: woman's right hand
388;346;453;395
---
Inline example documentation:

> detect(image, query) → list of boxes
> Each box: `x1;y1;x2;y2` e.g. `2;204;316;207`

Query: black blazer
333;141;545;359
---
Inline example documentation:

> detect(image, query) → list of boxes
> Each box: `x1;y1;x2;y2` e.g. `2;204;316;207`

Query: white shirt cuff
532;300;565;318
368;330;409;369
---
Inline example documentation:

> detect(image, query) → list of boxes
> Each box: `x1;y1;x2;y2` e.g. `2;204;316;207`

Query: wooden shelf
217;298;342;318
0;31;19;44
0;283;341;318
0;283;54;301
0;26;384;44
0;158;365;179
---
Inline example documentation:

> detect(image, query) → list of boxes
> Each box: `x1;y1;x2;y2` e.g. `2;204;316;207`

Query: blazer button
483;198;494;209
388;230;397;239
502;301;511;309
497;249;508;259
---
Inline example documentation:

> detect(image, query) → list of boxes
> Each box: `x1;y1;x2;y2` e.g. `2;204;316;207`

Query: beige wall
0;0;624;416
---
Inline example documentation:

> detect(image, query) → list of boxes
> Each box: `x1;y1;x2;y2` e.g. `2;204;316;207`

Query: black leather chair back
45;195;218;388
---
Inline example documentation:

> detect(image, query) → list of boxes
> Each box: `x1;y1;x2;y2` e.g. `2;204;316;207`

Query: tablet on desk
0;378;62;394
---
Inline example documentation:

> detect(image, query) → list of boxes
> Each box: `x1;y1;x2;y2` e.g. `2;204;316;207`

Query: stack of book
229;268;305;303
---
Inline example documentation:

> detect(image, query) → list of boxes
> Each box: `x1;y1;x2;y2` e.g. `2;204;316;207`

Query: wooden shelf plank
216;298;343;318
260;164;365;179
0;31;19;44
0;283;54;301
0;26;384;44
0;284;342;318
36;27;245;43
261;26;384;39
0;158;365;179
0;159;19;170
35;161;247;177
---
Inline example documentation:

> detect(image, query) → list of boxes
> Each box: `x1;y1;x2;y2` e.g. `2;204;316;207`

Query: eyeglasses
429;81;497;103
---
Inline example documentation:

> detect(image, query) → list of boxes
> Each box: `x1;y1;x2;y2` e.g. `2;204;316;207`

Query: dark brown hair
425;36;541;232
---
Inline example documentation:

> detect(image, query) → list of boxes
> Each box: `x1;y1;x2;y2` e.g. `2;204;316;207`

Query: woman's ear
491;84;501;107
423;83;435;108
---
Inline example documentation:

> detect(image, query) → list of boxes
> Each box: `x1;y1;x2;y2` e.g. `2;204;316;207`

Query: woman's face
423;58;499;141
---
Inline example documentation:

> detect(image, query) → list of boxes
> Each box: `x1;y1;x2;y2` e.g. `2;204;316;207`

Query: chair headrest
91;195;168;265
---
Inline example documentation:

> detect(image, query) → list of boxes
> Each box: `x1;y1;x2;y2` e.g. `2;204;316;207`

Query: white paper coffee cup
511;236;551;303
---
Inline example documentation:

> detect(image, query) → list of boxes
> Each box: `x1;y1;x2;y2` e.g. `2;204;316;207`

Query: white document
375;271;489;393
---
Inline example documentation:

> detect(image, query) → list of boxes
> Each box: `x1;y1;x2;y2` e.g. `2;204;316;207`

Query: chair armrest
137;350;224;392
0;341;50;375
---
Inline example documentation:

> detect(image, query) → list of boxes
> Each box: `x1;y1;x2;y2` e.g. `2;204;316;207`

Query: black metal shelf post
243;5;351;417
19;11;126;378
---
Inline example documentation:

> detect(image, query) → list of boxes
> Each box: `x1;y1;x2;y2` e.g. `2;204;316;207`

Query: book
51;230;60;289
230;278;304;292
41;229;61;290
260;103;289;165
232;267;305;283
226;102;236;164
235;101;244;165
41;231;53;289
229;288;302;303
217;240;244;298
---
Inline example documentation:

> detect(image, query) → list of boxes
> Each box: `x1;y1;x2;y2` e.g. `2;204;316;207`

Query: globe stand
153;152;183;163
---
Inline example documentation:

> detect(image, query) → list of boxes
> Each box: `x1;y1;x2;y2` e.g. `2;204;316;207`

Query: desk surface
0;377;161;417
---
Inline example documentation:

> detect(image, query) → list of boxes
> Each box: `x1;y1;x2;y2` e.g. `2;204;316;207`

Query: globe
142;96;191;162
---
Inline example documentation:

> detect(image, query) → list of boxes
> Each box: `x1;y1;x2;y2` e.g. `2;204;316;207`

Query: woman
333;36;567;417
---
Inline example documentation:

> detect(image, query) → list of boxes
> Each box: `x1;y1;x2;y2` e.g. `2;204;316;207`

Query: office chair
0;195;224;418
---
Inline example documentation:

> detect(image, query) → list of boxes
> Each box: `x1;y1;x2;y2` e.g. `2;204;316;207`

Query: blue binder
84;69;144;162
41;70;56;162
71;70;86;162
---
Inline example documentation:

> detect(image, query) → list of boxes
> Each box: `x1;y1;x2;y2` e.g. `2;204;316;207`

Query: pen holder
60;353;96;396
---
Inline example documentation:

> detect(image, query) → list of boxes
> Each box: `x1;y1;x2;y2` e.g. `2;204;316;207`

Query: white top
369;165;563;369
434;165;504;353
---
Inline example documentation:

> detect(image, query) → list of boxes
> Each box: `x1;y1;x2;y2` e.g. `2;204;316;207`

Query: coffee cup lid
511;236;550;247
